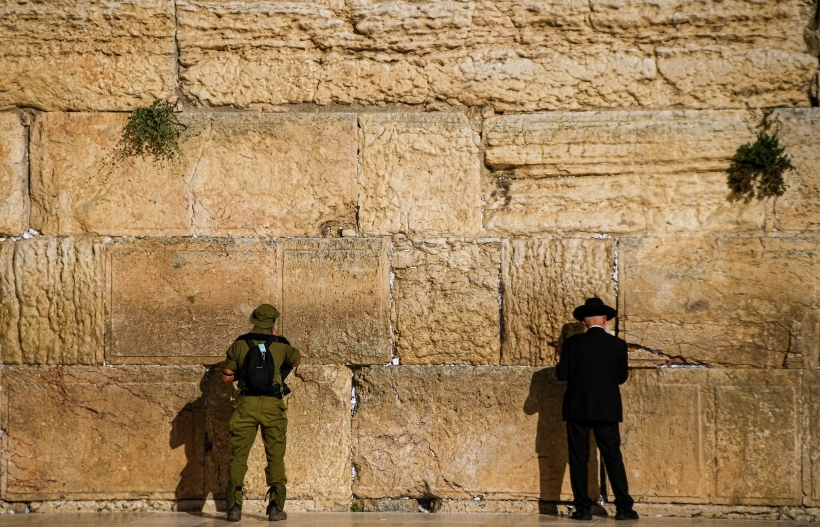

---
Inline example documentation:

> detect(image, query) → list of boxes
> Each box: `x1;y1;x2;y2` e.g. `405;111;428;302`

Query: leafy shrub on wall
727;132;793;201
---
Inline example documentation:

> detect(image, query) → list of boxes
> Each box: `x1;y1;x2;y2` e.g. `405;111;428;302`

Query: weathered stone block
205;365;352;501
277;238;390;365
0;0;176;111
190;114;358;237
30;113;358;237
806;371;820;506
484;111;764;236
0;366;205;500
501;238;616;366
176;0;816;109
620;369;711;502
391;238;500;365
0;238;105;365
358;114;482;236
0;113;28;236
709;369;801;505
620;237;820;368
106;238;277;365
353;366;598;501
769;109;820;232
29;113;192;237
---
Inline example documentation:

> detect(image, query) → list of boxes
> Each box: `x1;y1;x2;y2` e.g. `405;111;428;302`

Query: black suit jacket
555;326;629;422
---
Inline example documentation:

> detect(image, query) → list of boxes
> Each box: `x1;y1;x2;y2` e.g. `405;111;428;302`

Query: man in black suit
556;298;638;521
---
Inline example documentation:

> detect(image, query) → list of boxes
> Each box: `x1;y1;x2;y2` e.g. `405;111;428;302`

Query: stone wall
0;0;819;516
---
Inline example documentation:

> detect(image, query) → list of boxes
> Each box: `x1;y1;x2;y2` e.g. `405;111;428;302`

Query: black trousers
566;420;634;512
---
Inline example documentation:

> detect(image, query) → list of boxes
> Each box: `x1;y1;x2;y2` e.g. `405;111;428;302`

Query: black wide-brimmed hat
572;297;617;321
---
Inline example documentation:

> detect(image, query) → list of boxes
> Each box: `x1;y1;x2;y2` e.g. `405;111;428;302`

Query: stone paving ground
0;513;814;527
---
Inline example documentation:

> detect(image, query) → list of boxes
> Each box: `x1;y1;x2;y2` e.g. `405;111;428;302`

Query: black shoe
267;501;288;521
615;509;639;520
226;504;242;522
571;510;593;520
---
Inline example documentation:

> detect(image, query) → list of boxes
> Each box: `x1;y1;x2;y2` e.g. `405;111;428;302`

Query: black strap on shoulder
235;333;290;346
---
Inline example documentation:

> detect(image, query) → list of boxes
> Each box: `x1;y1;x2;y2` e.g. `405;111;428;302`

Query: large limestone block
620;237;820;368
484;111;765;236
0;113;28;236
353;366;598;501
806;371;820;506
501;238;616;366
391;238;500;365
0;238;105;365
709;369;802;505
205;365;352;503
30;113;358;237
769;109;820;232
176;0;816;109
277;238;390;365
106;238;277;365
0;366;205;500
357;113;482;236
190;114;358;237
29;113;192;237
0;0;176;111
620;369;711;502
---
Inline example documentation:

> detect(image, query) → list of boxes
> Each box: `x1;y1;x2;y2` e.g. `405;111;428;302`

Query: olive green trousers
227;395;288;508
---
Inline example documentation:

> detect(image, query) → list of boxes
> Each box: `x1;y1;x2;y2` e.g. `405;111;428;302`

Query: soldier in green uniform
221;304;301;522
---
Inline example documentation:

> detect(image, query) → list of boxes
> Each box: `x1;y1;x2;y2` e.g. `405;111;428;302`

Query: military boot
266;484;288;521
226;481;243;522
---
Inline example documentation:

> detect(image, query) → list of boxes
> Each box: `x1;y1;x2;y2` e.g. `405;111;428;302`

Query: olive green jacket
222;326;301;390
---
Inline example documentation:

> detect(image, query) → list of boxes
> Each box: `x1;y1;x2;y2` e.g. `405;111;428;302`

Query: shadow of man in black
524;322;601;515
523;366;567;514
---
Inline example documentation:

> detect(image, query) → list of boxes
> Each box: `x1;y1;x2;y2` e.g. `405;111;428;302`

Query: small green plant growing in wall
726;131;793;201
116;99;184;163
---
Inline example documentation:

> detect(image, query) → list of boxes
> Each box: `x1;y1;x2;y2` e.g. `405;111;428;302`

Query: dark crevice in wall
172;0;183;107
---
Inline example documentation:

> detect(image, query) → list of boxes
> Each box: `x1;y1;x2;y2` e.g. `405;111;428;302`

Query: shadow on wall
170;367;235;512
524;322;600;515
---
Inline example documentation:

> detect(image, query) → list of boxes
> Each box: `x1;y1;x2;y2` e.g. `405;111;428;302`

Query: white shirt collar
588;325;606;329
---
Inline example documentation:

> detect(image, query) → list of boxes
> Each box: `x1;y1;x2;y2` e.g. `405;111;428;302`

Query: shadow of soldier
202;365;237;512
171;367;237;514
170;371;208;512
523;322;602;516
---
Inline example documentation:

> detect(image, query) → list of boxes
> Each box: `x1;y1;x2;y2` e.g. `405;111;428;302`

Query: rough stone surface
106;238;277;365
0;366;205;500
358;114;482;236
501;238;616;366
620;369;711;502
29;113;192;237
353;366;598;501
277;238;390;365
0;238;105;365
205;365;352;502
176;0;817;109
391;238;500;365
769;109;820;233
619;237;820;368
0;0;176;111
804;370;820;506
189;114;358;237
30;113;358;237
484;111;765;236
709;369;802;505
0;113;28;236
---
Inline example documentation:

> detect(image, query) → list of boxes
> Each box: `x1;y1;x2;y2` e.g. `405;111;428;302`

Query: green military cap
249;304;280;329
